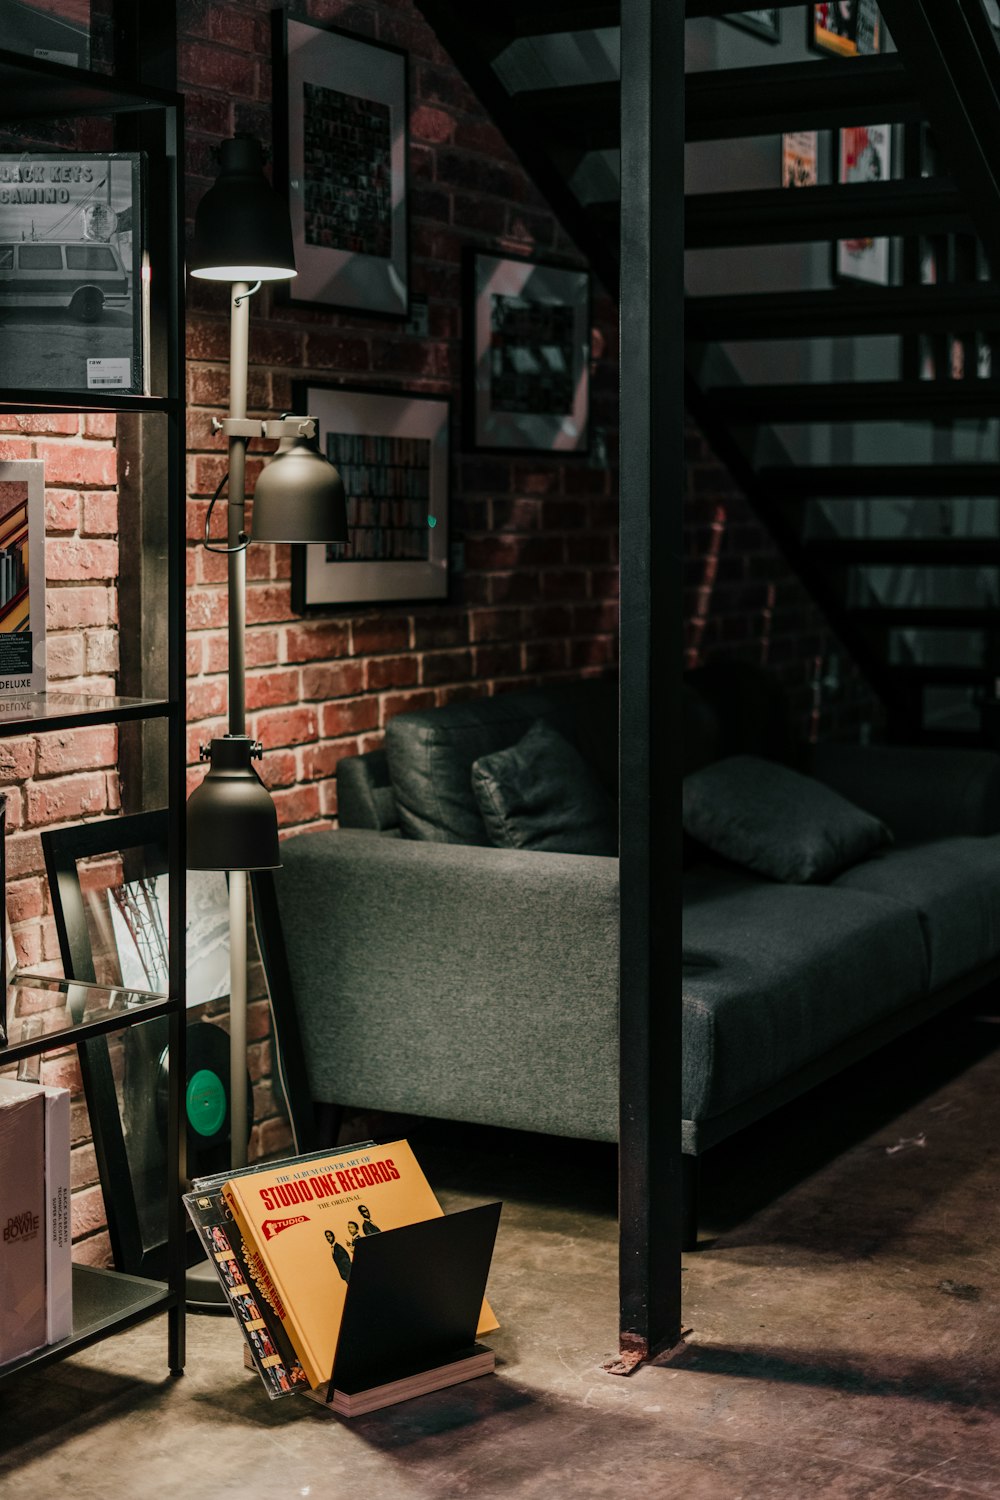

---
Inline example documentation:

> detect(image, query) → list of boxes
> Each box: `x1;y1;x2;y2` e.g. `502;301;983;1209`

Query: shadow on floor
664;1338;1000;1414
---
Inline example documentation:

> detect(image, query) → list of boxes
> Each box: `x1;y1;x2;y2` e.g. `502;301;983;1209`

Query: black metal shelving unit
0;6;186;1384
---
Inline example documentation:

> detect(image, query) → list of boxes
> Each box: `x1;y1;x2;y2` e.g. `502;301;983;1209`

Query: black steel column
618;0;684;1360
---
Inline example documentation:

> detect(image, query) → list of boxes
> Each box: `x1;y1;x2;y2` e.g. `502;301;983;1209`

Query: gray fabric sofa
257;666;1000;1243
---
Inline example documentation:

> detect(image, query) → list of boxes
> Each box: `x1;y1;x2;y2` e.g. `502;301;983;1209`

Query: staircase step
850;606;1000;628
686;178;970;249
810;538;1000;565
686;0;802;13
498;0;620;33
687;284;1000;342
705;378;1000;424
760;465;1000;499
686;56;919;142
508;81;619;149
890;665;993;686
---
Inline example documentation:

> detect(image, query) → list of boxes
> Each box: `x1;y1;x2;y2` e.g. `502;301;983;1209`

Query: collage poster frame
273;12;409;318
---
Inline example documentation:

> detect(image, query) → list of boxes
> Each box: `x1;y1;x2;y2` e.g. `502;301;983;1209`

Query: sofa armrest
271;829;620;1142
810;743;1000;841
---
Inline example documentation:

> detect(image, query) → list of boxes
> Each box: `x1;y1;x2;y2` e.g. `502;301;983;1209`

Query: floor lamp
183;136;347;1303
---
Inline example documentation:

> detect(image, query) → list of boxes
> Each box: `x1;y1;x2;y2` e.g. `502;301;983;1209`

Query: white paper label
87;358;131;390
33;49;79;66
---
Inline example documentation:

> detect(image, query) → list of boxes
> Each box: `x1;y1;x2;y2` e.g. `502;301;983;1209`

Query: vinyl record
155;1019;253;1176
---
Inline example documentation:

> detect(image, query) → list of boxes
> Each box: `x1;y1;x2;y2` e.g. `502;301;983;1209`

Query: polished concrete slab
2;997;1000;1498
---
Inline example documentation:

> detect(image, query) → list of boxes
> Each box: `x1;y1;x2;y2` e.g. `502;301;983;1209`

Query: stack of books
0;1078;72;1367
185;1139;499;1406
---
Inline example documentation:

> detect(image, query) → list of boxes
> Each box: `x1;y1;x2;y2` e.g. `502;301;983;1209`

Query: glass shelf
1;974;173;1064
0;693;170;737
0;1265;172;1385
0;48;178;120
0;393;178;416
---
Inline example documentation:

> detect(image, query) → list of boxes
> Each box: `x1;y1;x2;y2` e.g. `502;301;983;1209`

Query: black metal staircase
416;0;1000;743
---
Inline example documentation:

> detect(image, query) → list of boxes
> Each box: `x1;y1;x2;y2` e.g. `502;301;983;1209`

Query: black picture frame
272;10;409;318
0;152;146;396
290;380;451;614
464;248;591;456
41;813;242;1277
809;1;882;57
831;124;892;287
722;10;781;43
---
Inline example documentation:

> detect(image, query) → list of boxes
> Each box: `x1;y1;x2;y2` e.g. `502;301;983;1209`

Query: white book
0;1078;46;1364
42;1085;71;1344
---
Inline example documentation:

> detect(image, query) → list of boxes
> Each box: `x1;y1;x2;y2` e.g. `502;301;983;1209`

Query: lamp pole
226;278;251;1169
187;133;347;1200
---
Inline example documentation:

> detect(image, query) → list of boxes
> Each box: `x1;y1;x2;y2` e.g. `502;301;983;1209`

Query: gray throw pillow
471;719;617;855
682;754;891;883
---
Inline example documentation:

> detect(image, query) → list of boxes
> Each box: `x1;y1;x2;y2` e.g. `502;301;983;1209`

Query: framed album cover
0;460;45;696
723;10;781;43
0;152;145;395
291;382;449;612
834;125;892;285
782;131;818;188
810;1;881;57
273;12;409;317
465;250;590;454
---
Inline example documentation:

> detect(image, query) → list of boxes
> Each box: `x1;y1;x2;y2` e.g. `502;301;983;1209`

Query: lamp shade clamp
187;736;281;872
252;415;348;545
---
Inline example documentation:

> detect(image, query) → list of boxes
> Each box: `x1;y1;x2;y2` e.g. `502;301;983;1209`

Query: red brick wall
181;0;621;832
685;421;880;741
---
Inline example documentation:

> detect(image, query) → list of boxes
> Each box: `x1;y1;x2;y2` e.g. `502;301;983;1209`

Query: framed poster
465;250;590;454
0;460;45;696
41;812;246;1276
723;10;781;43
835;125;892;285
7;0;90;68
291;382;449;612
811;1;881;56
0;153;145;395
273;13;408;317
782;132;818;188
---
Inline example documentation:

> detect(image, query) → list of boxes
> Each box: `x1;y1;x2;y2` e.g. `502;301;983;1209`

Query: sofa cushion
385;678;617;844
833;836;1000;989
682;871;928;1123
472;719;617;855
683;754;891;883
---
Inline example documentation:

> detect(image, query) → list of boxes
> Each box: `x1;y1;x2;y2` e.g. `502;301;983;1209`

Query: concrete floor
3;997;1000;1499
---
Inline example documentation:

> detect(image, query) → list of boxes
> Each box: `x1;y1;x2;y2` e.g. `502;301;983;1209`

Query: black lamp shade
190;135;296;283
252;433;349;544
187;737;281;871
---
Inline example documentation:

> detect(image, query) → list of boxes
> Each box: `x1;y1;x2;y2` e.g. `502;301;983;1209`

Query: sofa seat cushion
682;872;928;1124
832;837;1000;989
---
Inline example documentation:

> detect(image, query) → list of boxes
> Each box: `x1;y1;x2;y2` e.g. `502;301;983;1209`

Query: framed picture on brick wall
291;381;450;612
273;13;409;317
0;459;45;697
0;152;145;396
465;249;591;454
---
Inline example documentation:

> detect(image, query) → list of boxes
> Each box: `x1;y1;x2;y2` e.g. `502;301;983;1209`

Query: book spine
223;1185;324;1388
0;1087;47;1364
43;1087;72;1344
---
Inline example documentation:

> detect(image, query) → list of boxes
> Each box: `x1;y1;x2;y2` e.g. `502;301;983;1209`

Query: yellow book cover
224;1140;498;1389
